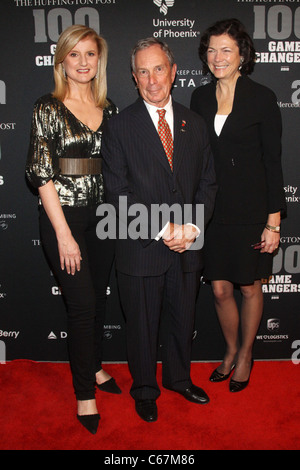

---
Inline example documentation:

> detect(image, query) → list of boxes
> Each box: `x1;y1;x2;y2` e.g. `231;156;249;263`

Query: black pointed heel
77;413;100;434
209;364;235;382
96;377;122;394
229;360;254;393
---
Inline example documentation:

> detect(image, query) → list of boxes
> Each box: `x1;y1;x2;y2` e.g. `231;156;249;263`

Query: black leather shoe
135;399;157;422
167;384;210;404
210;364;235;382
77;413;100;434
96;377;122;394
229;360;254;393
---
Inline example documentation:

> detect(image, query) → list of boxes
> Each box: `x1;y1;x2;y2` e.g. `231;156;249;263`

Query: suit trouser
39;204;115;400
118;255;200;401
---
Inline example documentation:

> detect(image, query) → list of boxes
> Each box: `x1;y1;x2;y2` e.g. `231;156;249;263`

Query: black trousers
117;255;200;401
39;204;115;400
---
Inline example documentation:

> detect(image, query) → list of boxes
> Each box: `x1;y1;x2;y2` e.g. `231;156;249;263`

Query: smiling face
62;36;99;85
132;44;177;108
206;33;242;81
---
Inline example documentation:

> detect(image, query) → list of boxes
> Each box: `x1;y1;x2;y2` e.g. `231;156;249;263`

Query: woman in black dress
191;19;286;392
26;25;120;433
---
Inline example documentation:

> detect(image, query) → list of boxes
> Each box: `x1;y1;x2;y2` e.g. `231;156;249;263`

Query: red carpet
0;360;299;450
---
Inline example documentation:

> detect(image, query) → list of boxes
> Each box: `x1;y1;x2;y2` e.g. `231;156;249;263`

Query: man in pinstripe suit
101;38;217;422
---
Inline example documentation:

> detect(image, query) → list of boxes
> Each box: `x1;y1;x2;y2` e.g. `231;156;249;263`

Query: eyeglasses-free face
133;44;177;108
62;36;100;85
206;33;242;81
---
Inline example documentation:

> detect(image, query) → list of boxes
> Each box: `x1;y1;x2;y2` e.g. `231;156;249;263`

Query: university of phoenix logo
153;0;175;16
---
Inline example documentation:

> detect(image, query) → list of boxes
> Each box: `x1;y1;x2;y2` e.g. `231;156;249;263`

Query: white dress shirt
144;96;174;137
214;114;228;136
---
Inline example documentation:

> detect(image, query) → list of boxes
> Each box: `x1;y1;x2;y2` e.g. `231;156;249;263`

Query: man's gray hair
131;37;175;73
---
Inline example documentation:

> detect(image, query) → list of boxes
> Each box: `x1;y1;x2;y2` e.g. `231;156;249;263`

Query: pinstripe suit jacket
101;97;217;276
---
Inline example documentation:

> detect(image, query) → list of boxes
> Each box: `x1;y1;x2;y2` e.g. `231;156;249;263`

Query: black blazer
101;97;217;276
190;76;286;224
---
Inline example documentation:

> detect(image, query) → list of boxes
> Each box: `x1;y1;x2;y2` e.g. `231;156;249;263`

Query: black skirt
203;221;273;285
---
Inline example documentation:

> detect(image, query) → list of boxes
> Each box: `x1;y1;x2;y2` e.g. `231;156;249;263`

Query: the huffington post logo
0;80;6;104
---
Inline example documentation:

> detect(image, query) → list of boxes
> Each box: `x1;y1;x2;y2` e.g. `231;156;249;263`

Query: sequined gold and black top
26;94;118;207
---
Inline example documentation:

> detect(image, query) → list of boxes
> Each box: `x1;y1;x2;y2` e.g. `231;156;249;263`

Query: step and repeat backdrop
0;0;299;364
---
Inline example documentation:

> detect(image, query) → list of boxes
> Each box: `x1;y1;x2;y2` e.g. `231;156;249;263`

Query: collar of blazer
208;75;250;140
129;97;187;175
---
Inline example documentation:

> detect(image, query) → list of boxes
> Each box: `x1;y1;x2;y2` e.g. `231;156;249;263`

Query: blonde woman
26;25;120;434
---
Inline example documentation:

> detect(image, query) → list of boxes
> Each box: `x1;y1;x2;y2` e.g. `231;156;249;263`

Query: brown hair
199;18;256;75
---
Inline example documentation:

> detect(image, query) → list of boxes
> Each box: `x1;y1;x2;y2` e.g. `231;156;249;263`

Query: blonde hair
53;24;109;108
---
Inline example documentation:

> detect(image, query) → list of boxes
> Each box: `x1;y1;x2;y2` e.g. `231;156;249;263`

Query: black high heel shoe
210;364;235;382
229;360;254;393
96;377;122;394
77;413;100;434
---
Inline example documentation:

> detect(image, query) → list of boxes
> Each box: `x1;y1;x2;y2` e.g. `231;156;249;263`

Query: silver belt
59;157;102;175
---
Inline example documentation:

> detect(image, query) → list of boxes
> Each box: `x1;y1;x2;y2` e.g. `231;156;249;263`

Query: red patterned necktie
157;109;173;171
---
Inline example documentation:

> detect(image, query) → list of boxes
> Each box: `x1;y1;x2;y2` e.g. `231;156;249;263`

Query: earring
94;61;100;79
239;57;244;70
